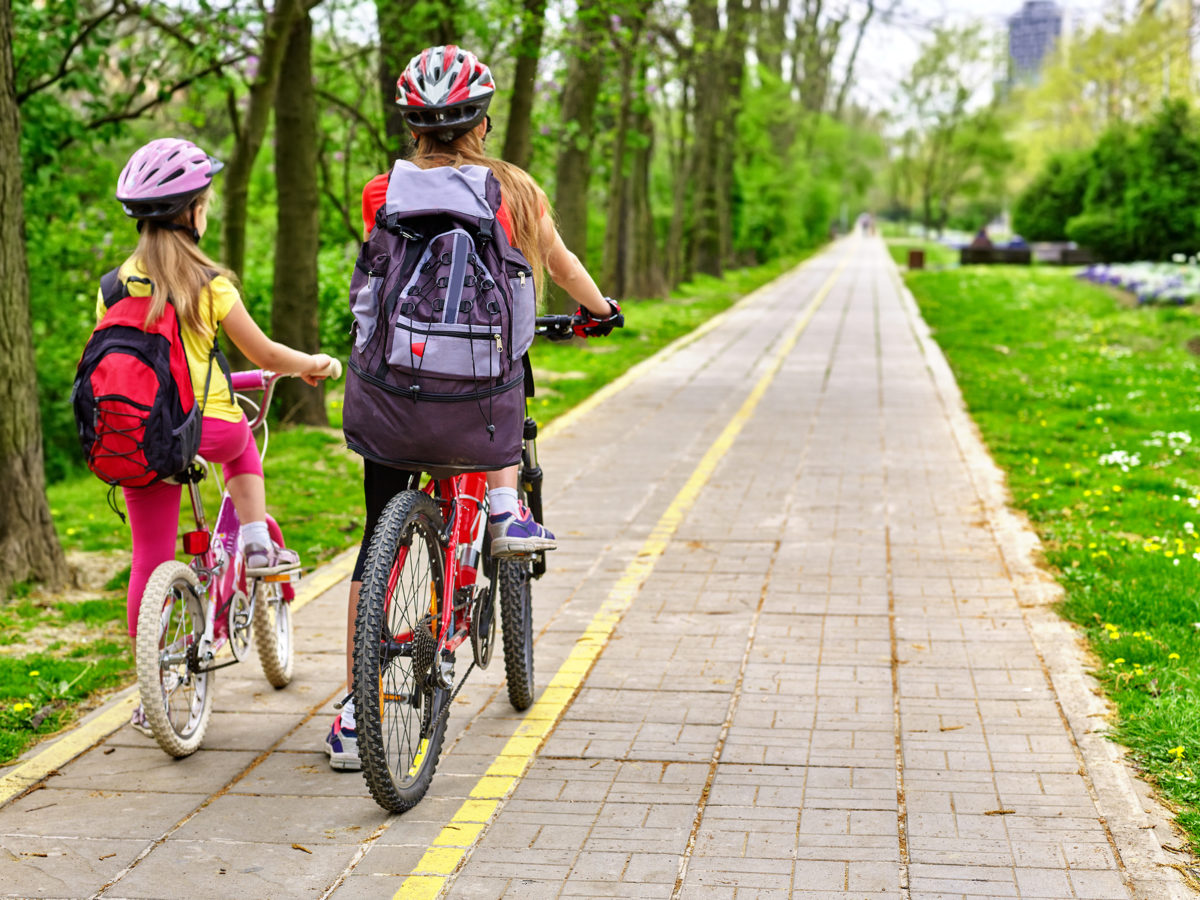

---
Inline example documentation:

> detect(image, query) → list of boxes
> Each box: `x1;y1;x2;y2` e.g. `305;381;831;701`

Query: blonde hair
412;130;549;299
129;191;234;334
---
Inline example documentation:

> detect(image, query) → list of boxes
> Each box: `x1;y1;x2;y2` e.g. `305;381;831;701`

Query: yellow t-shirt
95;259;244;423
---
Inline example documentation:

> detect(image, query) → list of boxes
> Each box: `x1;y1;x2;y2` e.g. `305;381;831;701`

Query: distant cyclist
325;46;621;770
103;139;336;733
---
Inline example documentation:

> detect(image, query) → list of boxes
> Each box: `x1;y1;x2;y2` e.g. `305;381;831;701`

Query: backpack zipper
394;320;502;342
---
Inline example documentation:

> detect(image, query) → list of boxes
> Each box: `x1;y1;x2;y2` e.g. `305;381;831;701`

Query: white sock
241;521;270;549
341;697;356;730
487;487;519;518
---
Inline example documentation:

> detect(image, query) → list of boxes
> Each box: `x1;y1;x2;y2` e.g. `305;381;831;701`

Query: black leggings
351;461;420;582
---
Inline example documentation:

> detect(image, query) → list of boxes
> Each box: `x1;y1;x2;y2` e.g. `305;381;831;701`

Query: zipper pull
494;334;503;352
519;271;526;286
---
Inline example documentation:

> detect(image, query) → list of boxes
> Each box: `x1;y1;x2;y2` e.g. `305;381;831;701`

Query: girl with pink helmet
105;137;337;734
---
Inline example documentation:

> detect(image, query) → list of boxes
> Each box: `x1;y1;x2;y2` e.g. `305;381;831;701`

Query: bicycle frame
385;471;489;664
176;370;296;663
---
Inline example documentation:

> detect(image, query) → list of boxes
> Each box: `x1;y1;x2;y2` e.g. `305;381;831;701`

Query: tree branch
57;55;245;149
16;0;122;104
315;88;390;159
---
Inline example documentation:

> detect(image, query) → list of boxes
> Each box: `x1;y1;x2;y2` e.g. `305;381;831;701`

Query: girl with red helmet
325;46;620;771
106;138;338;734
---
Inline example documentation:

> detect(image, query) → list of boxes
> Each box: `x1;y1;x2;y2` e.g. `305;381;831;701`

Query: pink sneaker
244;541;300;576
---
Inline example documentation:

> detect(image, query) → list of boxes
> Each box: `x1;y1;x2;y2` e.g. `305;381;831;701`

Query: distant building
1008;0;1062;83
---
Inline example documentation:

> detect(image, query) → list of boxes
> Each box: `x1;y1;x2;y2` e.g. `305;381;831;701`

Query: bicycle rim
135;562;213;757
354;490;449;813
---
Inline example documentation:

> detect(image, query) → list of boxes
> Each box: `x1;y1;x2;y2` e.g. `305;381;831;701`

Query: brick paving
0;238;1191;899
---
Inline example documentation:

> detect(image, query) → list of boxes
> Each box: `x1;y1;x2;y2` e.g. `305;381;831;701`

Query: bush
1013;151;1089;241
1066;210;1130;262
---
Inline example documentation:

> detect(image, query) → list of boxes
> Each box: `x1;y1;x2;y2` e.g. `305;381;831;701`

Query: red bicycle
353;313;615;812
135;364;340;757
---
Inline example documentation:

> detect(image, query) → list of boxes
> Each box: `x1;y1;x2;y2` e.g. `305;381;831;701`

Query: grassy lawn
0;250;808;766
907;264;1200;847
886;238;959;269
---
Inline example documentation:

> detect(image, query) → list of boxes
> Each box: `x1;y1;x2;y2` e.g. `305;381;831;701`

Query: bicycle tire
135;561;213;757
253;579;293;688
354;490;449;813
499;559;535;711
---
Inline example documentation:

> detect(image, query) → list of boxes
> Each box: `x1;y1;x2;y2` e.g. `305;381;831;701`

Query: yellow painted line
394;255;849;899
539;255;820;443
0;547;357;809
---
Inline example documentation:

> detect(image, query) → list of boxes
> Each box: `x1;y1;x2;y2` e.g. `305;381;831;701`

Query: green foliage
908;265;1200;846
1056;101;1200;262
1066;210;1129;261
1012;151;1089;241
1125;101;1200;260
734;68;881;257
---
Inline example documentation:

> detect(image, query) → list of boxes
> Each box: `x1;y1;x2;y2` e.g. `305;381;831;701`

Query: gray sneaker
244;541;300;576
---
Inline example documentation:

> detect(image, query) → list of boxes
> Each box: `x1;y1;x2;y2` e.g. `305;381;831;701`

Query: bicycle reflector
182;530;210;555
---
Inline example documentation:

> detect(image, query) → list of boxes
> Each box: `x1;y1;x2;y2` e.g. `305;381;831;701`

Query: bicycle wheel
499;559;535;711
136;561;214;757
253;579;293;688
354;490;449;813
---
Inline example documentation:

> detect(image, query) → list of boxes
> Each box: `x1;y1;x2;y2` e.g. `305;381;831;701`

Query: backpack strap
100;268;124;308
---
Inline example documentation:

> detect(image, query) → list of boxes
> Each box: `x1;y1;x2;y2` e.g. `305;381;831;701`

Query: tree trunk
0;0;66;595
550;0;607;313
272;9;325;426
718;0;750;268
687;0;722;277
629;99;665;297
501;0;548;170
222;0;302;285
664;74;692;288
601;24;638;298
375;0;463;165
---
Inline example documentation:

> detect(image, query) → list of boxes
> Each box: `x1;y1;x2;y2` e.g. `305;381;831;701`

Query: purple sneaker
488;504;556;557
245;540;300;577
323;713;360;771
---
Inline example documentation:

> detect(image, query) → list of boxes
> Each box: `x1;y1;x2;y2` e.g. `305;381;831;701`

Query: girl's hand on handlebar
573;298;623;338
301;354;342;386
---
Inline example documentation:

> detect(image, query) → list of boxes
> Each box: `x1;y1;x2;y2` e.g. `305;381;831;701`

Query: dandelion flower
28;670;38;677
1170;653;1181;660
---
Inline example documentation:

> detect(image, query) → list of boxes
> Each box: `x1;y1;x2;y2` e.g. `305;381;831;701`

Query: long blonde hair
129;191;234;333
411;130;549;299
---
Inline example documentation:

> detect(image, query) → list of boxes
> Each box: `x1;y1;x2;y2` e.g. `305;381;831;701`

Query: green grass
0;251;809;766
886;238;958;269
907;264;1200;848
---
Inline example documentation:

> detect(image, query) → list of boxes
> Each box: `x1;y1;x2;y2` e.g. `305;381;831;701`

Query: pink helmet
116;138;223;220
396;46;495;142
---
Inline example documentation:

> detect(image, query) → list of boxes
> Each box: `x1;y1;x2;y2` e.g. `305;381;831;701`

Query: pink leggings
121;416;263;637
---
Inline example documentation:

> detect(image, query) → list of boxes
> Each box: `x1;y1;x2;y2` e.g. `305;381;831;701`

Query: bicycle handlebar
235;358;343;431
534;312;625;342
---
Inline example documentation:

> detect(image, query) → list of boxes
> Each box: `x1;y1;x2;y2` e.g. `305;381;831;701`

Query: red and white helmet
396;45;495;142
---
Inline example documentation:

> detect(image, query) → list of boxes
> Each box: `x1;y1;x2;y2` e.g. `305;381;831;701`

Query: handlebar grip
230;370;267;391
317;359;343;380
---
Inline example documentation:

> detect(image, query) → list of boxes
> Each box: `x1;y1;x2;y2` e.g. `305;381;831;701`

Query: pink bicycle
135;365;340;757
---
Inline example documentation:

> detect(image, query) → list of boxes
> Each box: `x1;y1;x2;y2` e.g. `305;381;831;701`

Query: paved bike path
0;237;1192;899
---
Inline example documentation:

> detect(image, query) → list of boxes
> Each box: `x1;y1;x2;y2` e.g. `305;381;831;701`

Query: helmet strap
157;221;201;244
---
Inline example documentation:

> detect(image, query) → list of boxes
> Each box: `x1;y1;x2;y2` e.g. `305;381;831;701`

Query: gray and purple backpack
343;160;535;475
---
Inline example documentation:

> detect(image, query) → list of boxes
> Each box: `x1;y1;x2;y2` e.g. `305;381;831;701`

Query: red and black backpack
72;268;219;488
